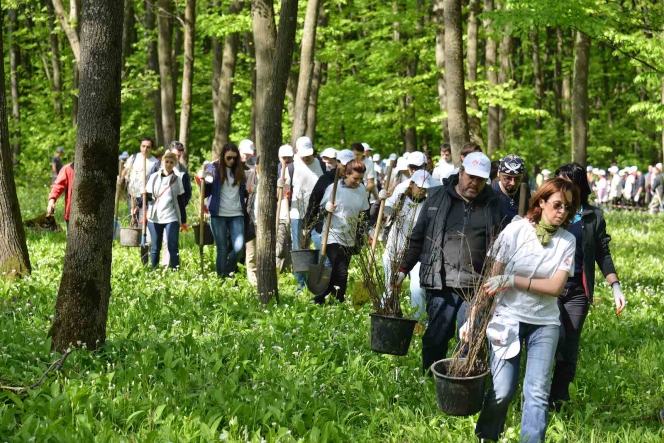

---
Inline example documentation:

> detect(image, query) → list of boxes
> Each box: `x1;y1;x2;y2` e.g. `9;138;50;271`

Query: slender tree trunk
661;78;664;162
561;28;572;137
8;9;20;164
306;61;324;142
571;31;590;166
122;0;136;69
404;57;418;153
0;12;31;279
432;0;449;143
158;0;177;145
484;0;499;155
245;31;257;143
145;0;165;148
178;0;196;163
444;0;468;164
71;0;81;127
47;1;63;116
212;0;243;158
256;0;299;303
172;11;183;99
466;0;482;147
51;0;81;64
498;26;512;145
285;71;297;125
553;26;564;145
290;0;322;145
531;28;544;131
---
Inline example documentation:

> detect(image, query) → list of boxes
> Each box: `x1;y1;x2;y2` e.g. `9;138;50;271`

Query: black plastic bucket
369;313;418;356
290;249;319;273
192;223;214;245
431;358;489;416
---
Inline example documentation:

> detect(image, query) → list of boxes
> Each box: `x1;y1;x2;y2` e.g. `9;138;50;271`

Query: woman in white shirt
313;160;370;304
475;177;580;443
145;152;186;269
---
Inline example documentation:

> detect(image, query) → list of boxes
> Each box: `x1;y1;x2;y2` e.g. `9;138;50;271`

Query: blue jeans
147;221;180;269
291;219;322;290
422;289;468;373
476;323;559;443
210;216;245;277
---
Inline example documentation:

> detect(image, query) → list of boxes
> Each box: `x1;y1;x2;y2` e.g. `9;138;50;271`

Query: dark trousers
550;283;589;407
148;221;180;269
422;288;468;374
315;243;351;303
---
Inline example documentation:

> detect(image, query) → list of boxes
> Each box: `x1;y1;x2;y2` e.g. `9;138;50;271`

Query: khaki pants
245;239;257;286
649;192;662;213
276;220;292;273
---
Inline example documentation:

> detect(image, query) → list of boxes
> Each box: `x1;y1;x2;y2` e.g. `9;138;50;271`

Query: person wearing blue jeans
148;221;180;268
211;216;245;276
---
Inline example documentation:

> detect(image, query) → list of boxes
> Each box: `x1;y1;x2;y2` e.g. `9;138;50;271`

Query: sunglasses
545;200;572;213
225;155;237;161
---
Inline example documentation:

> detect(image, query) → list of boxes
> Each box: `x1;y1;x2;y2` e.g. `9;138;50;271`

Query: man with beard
396;152;503;373
492;154;528;228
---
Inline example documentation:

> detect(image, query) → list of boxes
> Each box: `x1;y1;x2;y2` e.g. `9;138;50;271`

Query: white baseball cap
278;144;294;158
395;157;409;172
372;153;381;162
598;169;606;176
238;139;255;155
321;148;337;159
541;169;551;176
618;169;626;176
656;163;663;170
337;149;355;166
389;153;398;161
630;166;638;173
408;151;427;167
608;166;619;174
586;165;593;172
403;152;410;159
461;152;491;179
410;170;432;189
592;168;600;175
486;316;520;360
361;142;372;151
295;136;314;157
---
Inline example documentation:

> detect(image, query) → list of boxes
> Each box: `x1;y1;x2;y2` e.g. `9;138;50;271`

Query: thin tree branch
1;349;72;393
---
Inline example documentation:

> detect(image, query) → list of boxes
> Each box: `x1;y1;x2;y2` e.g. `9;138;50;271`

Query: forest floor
1;186;664;442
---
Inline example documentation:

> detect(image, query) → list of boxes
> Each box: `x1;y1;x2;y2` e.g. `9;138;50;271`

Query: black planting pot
290;249;319;273
431;358;489;416
369;313;418;356
192;223;214;245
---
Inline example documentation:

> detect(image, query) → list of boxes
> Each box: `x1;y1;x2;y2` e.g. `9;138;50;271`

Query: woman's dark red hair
526;177;580;228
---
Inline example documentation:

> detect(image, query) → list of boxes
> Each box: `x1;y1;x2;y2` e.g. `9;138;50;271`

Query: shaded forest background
4;0;664;180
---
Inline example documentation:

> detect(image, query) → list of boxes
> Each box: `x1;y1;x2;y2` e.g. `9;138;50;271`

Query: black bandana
499;154;525;175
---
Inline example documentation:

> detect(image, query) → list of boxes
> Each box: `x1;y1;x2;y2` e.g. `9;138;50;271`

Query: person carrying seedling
275;145;295;273
382;151;429;208
312;159;370;304
492;154;529;228
47;159;74;231
121;137;158;225
396;152;502;373
474;177;580;443
548;163;626;411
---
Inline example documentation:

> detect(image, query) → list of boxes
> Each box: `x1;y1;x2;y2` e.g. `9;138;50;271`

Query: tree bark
145;0;165;148
71;0;81;127
531;28;544;131
178;0;196;163
661;78;664;162
484;0;499;156
498;25;512;144
290;0;322;146
0;11;31;279
49;0;124;352
8;9;20;164
256;0;299;303
466;0;482;147
122;0;136;69
553;26;564;143
212;0;243;159
157;0;177;145
172;11;183;100
306;61;324;142
444;0;468;163
251;0;278;153
47;0;63;116
51;0;81;65
571;31;590;166
245;31;257;143
432;0;449;143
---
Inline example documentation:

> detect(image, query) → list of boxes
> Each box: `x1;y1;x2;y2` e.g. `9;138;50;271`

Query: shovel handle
518;182;528;216
320;166;342;258
276;160;287;231
114;158;123;221
199;167;206;275
368;160;394;267
142;155;148;239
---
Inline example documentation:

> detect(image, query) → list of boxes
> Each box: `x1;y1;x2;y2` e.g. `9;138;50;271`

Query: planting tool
352;160;394;307
306;167;341;295
140;154;149;264
113;158;123;240
518;182;528;216
276;159;288;231
199;167;207;275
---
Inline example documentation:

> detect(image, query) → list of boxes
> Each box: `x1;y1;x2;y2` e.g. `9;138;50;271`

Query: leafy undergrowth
1;199;664;441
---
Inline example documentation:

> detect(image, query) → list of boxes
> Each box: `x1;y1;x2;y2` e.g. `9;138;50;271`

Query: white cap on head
389;153;398;161
608;166;619;174
586;165;593;172
278;144;294;158
403;152;410;159
239;139;255;155
410;170;432;189
461;152;491;179
395;157;409;172
486;317;520;360
598;169;606;176
592;168;600;174
295;136;314;157
337;149;355;166
630;165;638;173
362;142;372;151
619;169;626;176
408;151;427;167
321;148;337;159
541;169;551;176
372;153;381;162
657;163;663;170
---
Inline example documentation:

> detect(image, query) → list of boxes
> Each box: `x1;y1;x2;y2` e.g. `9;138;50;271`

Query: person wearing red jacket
47;162;74;229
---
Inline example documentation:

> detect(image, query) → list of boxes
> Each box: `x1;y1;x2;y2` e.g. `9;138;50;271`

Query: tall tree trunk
0;11;31;279
178;0;196;163
498;26;512;145
70;0;81;127
404;56;418;153
245;31;257;143
158;0;177;144
466;0;482;147
306;61;324;142
531;28;544;131
145;0;165;148
484;0;499;155
51;0;81;64
444;0;469;163
256;0;299;303
432;0;449;143
553;26;564;145
290;0;322;145
122;0;136;69
212;0;243;159
251;0;278;153
49;0;123;352
47;0;63;116
661;78;664;162
571;31;590;166
561;28;572;136
172;11;183;99
8;9;20;164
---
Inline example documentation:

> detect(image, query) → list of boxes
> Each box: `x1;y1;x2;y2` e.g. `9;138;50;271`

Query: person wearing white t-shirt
381;151;429;205
313;159;370;304
475;177;580;443
144;152;186;269
121;137;158;224
432;144;455;184
353;142;378;202
275;144;295;272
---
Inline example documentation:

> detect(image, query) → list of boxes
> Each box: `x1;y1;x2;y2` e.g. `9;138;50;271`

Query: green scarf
535;220;559;246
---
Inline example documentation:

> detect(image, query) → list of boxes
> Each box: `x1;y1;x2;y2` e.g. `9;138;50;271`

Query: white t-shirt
609;174;622;199
288;156;323;219
321;180;370;246
623;175;635;198
386;181;410;209
490;218;576;326
432;160;455;184
126;153;158;197
146;171;184;224
218;169;243;217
